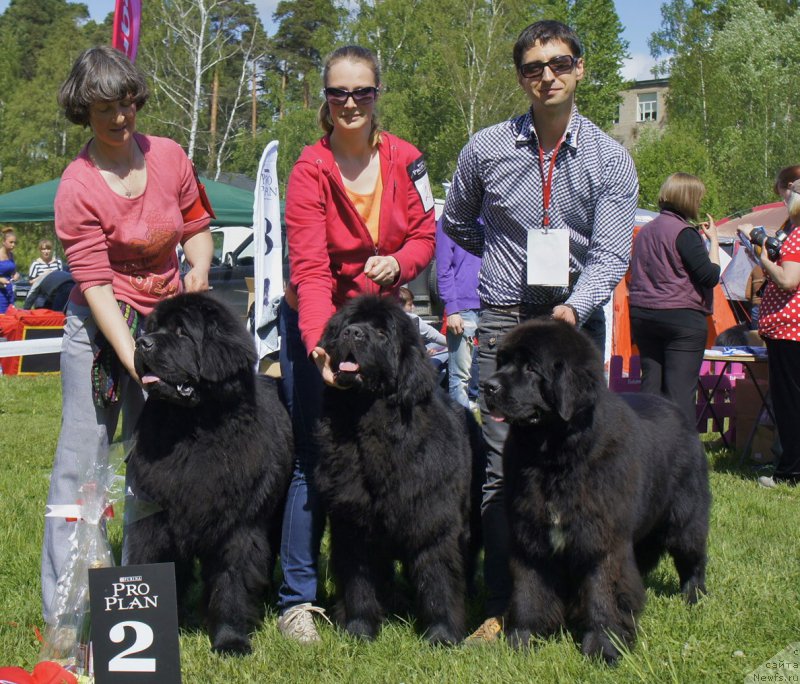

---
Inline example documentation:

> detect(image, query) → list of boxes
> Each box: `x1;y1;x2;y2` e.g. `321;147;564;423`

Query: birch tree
138;0;264;166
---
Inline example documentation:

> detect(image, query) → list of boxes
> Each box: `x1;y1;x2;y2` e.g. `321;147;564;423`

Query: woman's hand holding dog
364;256;400;286
182;230;214;293
312;346;340;387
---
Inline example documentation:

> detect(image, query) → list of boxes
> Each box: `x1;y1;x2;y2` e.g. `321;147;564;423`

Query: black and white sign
89;563;181;684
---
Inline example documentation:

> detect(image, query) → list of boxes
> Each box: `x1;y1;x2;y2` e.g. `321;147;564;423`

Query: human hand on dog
312;346;341;387
182;229;213;292
183;266;210;293
364;256;400;286
551;304;577;325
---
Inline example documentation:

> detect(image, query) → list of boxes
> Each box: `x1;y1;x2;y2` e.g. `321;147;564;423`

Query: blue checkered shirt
442;107;638;324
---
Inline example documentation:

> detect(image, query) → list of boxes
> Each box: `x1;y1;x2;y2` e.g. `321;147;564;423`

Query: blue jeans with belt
277;299;326;612
477;304;605;617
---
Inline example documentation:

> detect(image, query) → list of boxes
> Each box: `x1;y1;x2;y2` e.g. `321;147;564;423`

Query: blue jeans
446;309;479;408
477;305;605;616
277;299;325;611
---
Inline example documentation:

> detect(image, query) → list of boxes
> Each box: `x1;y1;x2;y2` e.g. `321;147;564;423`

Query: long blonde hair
317;45;382;147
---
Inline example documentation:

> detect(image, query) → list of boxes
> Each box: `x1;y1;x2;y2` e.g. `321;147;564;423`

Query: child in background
398;286;448;378
399;286;446;348
29;240;63;283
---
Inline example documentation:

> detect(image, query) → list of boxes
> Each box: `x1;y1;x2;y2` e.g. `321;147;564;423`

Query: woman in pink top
42;46;213;624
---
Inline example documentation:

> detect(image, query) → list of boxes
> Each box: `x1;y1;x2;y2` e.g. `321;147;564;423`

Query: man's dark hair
513;20;583;70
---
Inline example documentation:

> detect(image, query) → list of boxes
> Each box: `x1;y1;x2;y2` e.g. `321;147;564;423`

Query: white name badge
407;156;435;213
527;229;570;286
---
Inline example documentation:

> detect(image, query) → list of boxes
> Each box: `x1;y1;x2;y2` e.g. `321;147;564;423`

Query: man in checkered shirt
442;19;638;643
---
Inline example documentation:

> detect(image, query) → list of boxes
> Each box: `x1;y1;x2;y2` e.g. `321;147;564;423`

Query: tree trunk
252;67;257;138
209;68;219;172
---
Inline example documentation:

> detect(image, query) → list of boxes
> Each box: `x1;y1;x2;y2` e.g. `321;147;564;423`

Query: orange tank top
345;174;383;245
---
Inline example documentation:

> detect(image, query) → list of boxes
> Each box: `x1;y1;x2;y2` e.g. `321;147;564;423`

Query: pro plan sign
89;563;181;684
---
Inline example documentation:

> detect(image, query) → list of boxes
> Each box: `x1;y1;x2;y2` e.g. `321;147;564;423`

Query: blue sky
0;0;663;80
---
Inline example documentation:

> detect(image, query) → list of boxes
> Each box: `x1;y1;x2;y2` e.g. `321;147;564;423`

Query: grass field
1;373;799;683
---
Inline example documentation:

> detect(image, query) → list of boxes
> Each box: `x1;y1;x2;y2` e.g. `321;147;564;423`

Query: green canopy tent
0;177;253;226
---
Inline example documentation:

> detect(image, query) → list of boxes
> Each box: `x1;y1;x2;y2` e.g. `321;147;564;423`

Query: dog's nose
342;325;365;341
136;335;155;351
483;378;500;398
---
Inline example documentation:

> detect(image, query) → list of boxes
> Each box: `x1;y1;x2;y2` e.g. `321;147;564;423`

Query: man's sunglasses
519;55;578;80
323;87;379;105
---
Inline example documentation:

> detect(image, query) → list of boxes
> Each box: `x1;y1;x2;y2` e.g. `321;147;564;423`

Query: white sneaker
277;603;330;644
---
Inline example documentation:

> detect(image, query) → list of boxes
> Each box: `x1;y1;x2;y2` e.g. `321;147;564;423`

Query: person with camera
628;172;720;425
755;178;800;488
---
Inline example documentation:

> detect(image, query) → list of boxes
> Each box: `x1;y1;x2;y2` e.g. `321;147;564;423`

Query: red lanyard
537;137;565;229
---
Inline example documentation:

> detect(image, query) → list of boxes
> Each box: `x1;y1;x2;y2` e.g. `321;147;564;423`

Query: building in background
611;78;669;150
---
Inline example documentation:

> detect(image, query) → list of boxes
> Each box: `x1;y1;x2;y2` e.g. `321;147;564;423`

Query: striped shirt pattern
28;258;63;280
442;107;638;324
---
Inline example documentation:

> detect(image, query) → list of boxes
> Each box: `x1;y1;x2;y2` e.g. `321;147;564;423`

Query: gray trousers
41;303;144;624
477;305;606;617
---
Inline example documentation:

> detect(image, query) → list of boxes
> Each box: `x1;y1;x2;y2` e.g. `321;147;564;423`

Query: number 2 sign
89;563;181;684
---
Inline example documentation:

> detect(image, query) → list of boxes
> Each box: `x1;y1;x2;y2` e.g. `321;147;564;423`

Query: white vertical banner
252;141;283;359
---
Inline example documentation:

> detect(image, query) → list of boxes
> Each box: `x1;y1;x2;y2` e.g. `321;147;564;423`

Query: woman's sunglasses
518;55;578;80
323;87;379;105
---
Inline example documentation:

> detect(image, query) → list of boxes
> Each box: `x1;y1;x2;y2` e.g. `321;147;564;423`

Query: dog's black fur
126;293;292;655
484;319;710;663
314;295;484;645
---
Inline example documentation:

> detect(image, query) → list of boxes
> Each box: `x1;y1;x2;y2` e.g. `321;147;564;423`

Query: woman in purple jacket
628;172;720;424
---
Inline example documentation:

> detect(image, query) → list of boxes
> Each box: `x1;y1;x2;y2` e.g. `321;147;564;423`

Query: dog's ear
551;360;598;422
319;307;345;353
198;306;258;383
393;307;437;407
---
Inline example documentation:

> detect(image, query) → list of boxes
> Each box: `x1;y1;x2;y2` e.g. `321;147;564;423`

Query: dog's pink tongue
339;361;359;372
141;373;161;385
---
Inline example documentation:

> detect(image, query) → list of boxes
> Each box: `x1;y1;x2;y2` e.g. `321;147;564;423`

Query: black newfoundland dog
314;295;484;645
126;293;292;655
484;320;710;663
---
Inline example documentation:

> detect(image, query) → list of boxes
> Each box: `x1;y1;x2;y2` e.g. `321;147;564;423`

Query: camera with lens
748;226;787;262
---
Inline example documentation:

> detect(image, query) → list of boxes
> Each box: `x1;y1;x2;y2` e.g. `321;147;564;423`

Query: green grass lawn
1;373;799;683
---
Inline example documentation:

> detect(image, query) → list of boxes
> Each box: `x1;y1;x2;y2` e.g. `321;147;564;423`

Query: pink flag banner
112;0;142;63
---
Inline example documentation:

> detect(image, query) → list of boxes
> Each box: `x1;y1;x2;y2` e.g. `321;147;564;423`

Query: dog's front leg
407;538;466;645
506;555;565;649
578;545;644;664
203;524;271;655
329;518;390;640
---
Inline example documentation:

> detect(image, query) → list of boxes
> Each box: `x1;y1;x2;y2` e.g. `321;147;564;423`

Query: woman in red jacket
277;45;436;642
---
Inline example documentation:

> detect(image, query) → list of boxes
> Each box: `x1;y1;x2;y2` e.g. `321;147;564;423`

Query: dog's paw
506;628;532;650
425;623;459;646
211;625;252;656
344;617;378;640
682;579;707;605
581;629;620;665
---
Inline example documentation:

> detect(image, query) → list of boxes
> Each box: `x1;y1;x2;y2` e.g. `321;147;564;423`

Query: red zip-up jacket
285;132;436;354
